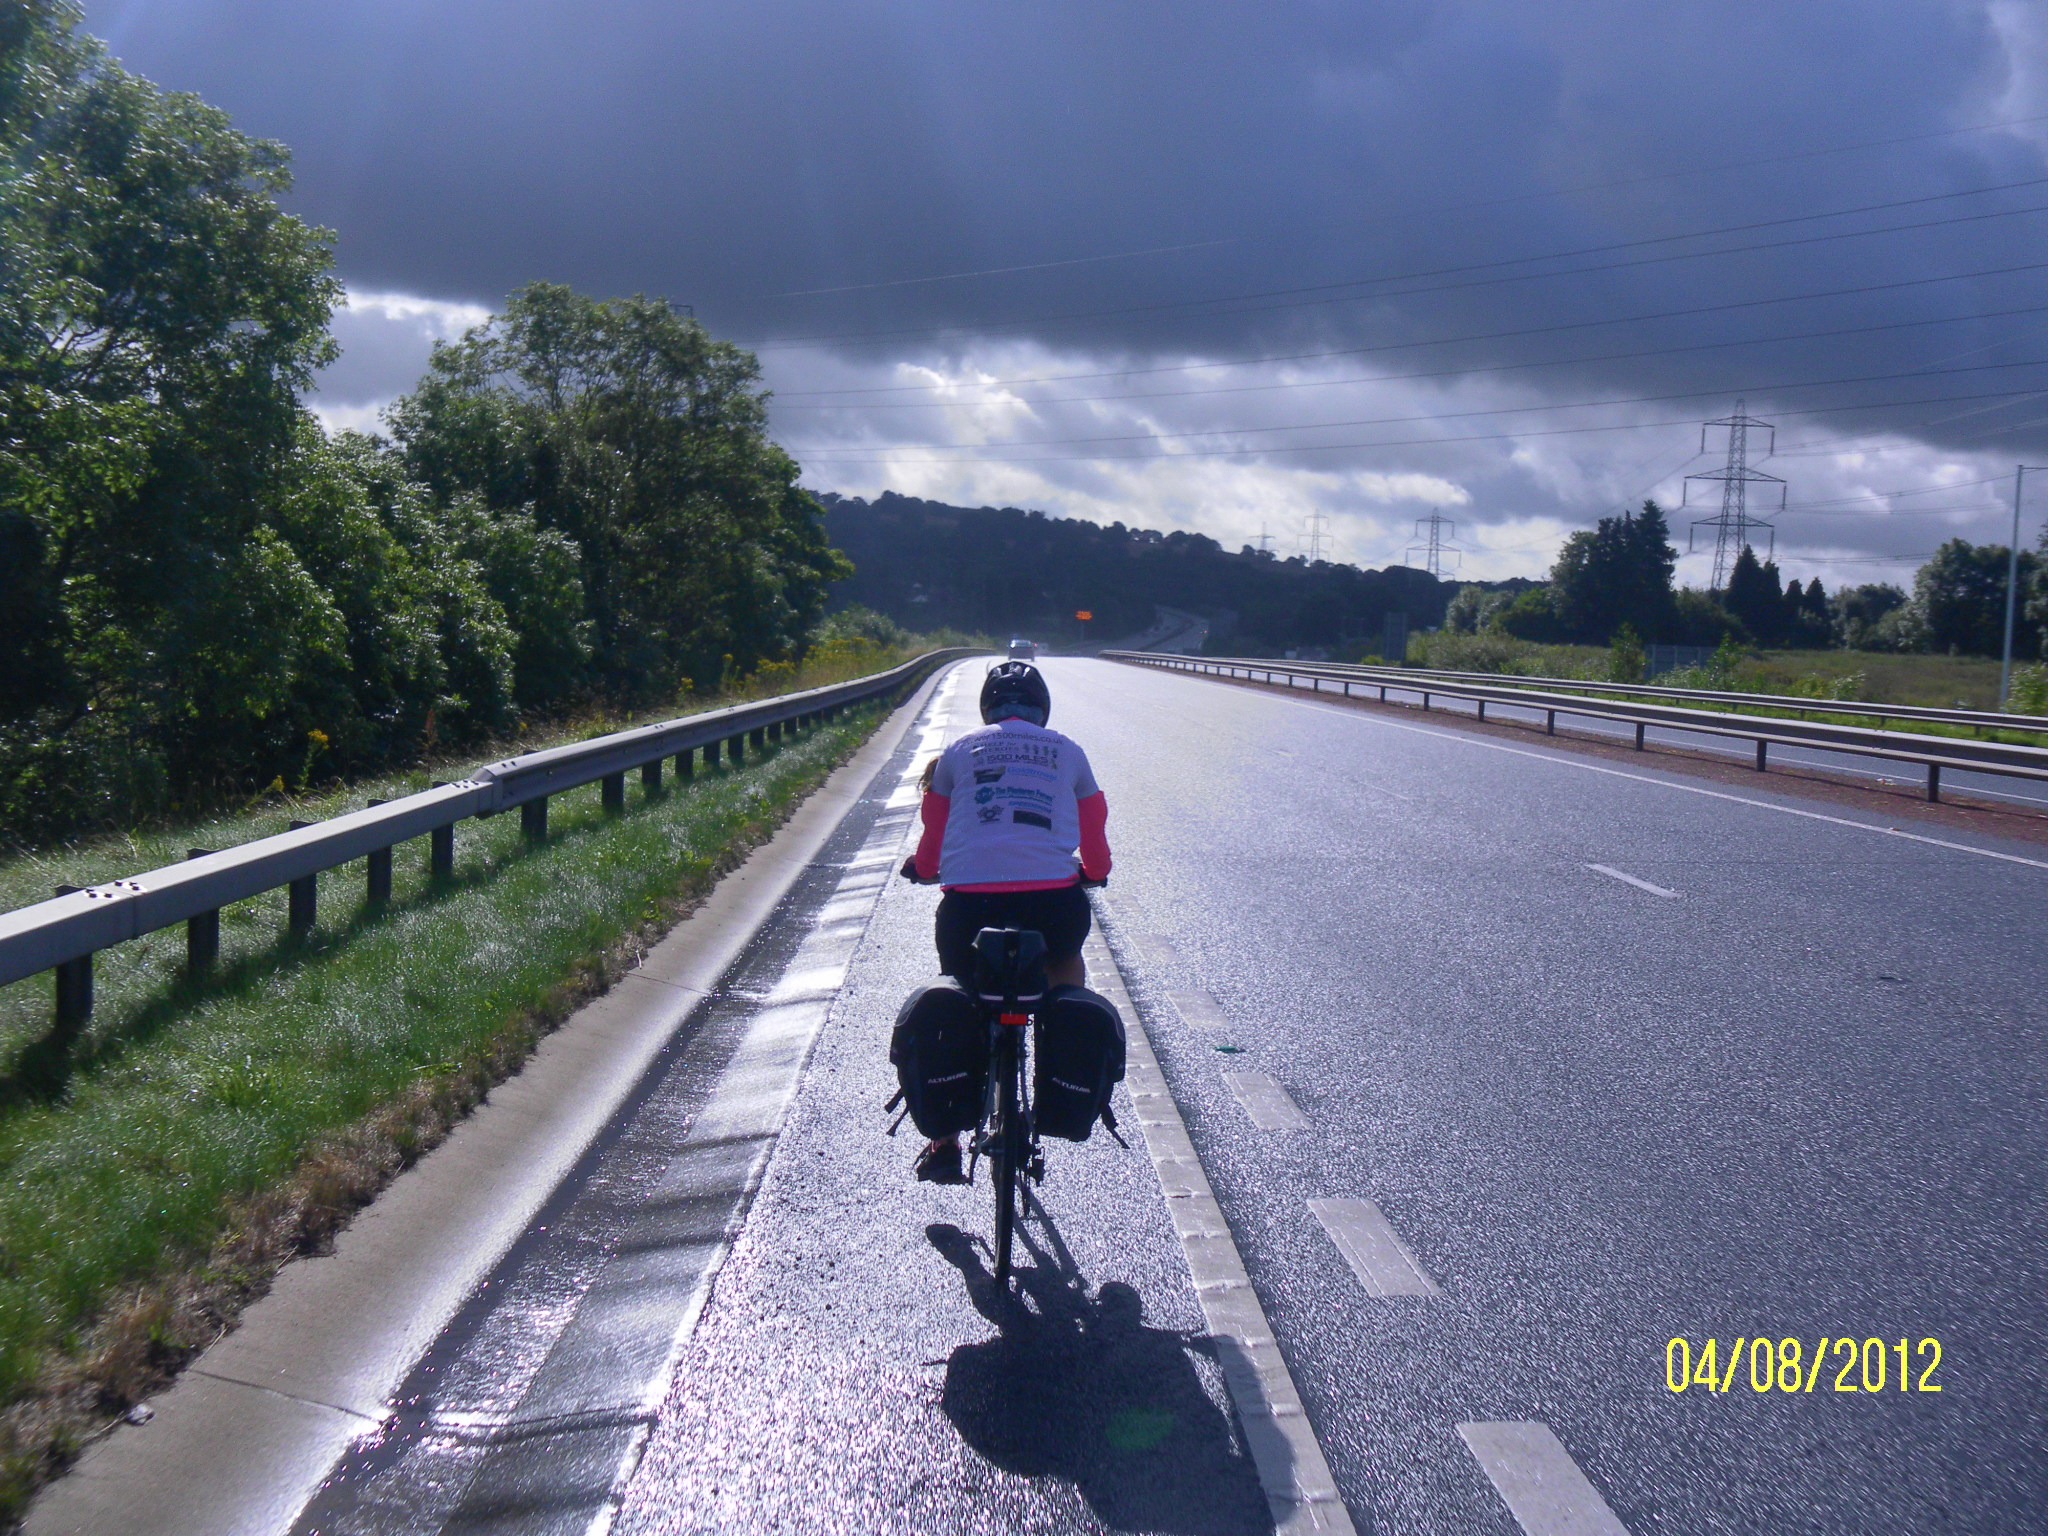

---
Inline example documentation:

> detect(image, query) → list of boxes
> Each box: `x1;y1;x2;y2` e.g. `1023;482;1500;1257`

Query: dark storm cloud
79;0;2048;578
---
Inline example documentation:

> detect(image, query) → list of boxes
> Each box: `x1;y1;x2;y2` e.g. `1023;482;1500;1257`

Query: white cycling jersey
930;718;1101;887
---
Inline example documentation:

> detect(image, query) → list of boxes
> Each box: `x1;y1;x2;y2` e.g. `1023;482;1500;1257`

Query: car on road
1007;637;1038;660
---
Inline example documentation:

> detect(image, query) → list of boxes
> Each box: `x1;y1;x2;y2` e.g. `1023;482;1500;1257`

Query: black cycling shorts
935;883;1091;981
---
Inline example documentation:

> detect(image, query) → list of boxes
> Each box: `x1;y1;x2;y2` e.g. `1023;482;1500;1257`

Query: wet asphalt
295;658;2048;1534
1038;658;2048;1535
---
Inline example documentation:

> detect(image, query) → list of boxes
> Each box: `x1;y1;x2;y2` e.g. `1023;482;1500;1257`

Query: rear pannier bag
890;978;989;1139
1033;984;1126;1142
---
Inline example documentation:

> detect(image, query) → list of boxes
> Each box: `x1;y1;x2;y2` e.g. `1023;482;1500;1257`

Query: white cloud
307;286;496;435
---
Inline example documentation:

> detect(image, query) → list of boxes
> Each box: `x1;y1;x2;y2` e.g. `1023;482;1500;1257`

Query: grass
1398;633;2048;747
0;701;889;1520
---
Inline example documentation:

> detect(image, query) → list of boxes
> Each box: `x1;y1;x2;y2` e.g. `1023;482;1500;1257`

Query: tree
1444;584;1514;633
1915;538;2040;656
1722;546;1786;645
1672;587;1743;646
1550;501;1678;643
1831;583;1907;649
1;0;344;830
390;284;850;697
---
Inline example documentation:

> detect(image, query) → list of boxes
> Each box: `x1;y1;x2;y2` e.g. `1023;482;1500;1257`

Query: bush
1498;586;1570;643
1608;624;1647;684
2010;664;2048;716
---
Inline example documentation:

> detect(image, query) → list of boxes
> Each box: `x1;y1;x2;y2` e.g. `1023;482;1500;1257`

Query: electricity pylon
1684;400;1785;590
1406;509;1461;577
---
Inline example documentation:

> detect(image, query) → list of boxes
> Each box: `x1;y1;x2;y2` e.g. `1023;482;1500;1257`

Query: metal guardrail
1;649;977;1034
1104;650;2048;802
1261;658;2048;737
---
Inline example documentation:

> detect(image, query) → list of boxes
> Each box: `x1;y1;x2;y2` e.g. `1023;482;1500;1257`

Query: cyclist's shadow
928;1217;1277;1535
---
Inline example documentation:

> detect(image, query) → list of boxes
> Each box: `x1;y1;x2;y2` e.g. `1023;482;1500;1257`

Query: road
294;658;2048;1534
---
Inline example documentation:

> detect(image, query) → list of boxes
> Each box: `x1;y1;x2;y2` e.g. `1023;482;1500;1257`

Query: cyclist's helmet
980;661;1051;726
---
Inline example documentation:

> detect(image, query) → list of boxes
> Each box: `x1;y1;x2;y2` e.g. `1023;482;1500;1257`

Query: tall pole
2001;465;2027;711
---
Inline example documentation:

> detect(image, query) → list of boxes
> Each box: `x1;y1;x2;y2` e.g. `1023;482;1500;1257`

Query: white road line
1087;927;1357;1536
1459;1422;1632;1536
1132;932;1185;973
1582;864;1679;899
1252;688;2048;873
1167;987;1235;1032
1224;1071;1311;1131
1306;1198;1438;1298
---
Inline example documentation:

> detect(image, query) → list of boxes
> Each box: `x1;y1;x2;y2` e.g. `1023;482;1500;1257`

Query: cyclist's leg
916;891;985;1178
932;889;986;984
1037;883;1091;990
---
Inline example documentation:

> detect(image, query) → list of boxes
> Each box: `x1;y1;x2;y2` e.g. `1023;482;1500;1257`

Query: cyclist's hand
1080;875;1109;889
899;855;936;884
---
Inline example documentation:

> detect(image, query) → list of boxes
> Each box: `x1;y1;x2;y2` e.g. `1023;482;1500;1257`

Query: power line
759;111;2048;307
752;178;2048;351
769;238;1239;299
771;259;2048;397
792;383;2048;465
784;356;2048;456
769;301;2048;413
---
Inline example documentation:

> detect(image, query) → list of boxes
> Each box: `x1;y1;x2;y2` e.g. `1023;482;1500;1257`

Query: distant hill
819;492;1471;653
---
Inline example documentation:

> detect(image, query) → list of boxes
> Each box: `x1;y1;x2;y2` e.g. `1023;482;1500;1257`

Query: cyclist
899;661;1111;1183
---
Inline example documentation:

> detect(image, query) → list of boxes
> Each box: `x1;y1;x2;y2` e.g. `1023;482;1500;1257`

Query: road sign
1075;610;1093;622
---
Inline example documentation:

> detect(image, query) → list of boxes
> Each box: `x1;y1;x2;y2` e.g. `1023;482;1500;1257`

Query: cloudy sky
81;0;2048;587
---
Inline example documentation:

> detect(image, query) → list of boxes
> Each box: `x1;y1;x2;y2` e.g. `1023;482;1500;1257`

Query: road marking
1307;1198;1438;1297
1133;932;1185;973
1582;864;1678;899
1168;986;1234;1032
1224;1071;1311;1131
1086;924;1357;1535
1254;688;2048;873
1459;1422;1632;1536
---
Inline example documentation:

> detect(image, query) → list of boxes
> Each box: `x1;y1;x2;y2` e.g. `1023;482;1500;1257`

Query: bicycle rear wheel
991;1033;1021;1286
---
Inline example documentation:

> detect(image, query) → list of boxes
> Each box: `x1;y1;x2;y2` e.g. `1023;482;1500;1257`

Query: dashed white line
1582;864;1679;899
1167;986;1235;1033
1086;927;1357;1535
1133;933;1185;974
1307;1198;1439;1298
1224;1071;1311;1131
1459;1422;1632;1536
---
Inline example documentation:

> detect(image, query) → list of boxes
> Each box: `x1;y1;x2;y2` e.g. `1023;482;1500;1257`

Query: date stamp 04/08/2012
1667;1336;1944;1396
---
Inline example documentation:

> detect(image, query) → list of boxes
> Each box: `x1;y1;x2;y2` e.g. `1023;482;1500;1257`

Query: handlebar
897;856;1107;890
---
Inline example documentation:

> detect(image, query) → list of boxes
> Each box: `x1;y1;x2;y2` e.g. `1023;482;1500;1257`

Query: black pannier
890;978;989;1139
1033;984;1126;1142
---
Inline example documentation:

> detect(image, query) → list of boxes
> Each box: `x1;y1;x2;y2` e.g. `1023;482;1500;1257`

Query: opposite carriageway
1102;650;2048;807
0;650;979;1042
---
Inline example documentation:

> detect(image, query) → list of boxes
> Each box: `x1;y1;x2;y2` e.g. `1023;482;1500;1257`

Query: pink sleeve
1078;792;1111;881
914;791;950;879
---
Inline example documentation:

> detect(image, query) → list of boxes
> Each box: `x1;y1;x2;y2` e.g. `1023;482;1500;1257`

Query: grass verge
0;701;890;1522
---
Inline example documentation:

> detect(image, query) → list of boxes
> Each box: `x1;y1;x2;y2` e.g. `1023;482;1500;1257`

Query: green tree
1916;538;2040;656
1550;500;1678;643
1;0;344;831
1722;546;1785;645
1830;582;1907;649
390;283;850;699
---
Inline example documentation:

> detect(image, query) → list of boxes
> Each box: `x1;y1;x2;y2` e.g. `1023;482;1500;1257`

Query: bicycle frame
966;928;1049;1288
